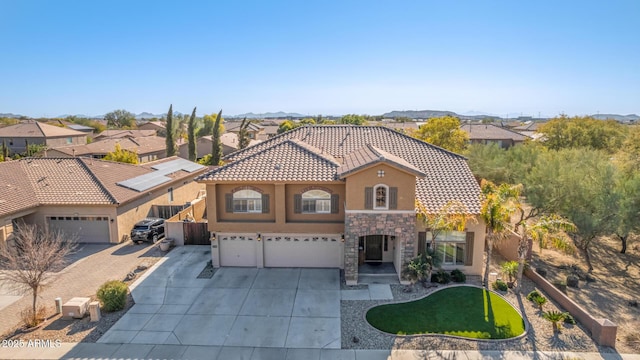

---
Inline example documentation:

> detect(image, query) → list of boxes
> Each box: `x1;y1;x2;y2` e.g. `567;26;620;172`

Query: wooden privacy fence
183;222;209;245
165;197;209;246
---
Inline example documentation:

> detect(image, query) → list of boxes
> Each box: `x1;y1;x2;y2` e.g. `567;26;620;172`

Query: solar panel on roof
117;158;204;192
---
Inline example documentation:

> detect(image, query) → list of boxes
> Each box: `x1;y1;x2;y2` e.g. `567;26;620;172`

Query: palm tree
480;180;521;288
542;310;566;333
514;214;576;293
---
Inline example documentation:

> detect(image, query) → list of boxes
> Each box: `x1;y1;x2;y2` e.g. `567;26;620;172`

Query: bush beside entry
97;280;128;312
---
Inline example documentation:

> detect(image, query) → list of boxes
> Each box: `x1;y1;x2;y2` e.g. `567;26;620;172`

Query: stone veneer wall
344;212;416;285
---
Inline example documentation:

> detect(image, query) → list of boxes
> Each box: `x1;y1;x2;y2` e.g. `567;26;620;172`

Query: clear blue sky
1;0;638;118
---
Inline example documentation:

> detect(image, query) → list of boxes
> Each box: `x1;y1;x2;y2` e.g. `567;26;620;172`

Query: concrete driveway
99;246;341;349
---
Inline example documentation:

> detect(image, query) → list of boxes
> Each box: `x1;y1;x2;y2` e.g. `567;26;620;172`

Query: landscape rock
567;275;580;288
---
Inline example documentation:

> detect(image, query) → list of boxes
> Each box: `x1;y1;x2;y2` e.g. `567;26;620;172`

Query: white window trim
373;184;389;210
233;189;262;213
301;190;331;214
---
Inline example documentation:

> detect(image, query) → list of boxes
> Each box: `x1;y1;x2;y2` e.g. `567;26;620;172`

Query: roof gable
337;144;426;179
461;124;530;141
0;121;86;138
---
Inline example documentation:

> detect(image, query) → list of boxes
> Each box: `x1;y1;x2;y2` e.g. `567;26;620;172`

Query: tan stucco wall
116;179;205;243
47;135;87;148
415;214;486;275
285;184;345;222
344;164;416;210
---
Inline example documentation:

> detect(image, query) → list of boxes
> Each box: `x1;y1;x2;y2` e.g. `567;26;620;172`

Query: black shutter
331;194;339;214
294;194;302;213
364;187;373;209
262;194;270;213
465;232;474;266
225;194;233;213
389;187;398;209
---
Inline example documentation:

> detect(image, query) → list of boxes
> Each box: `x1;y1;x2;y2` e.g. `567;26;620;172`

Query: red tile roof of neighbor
0;121;86;138
50;136;166;156
0;157;206;217
94;129;156;139
197;125;481;214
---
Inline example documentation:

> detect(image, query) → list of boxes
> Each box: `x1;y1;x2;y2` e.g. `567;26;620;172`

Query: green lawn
365;286;525;339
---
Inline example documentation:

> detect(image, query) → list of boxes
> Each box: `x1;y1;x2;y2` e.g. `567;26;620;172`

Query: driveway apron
100;247;341;349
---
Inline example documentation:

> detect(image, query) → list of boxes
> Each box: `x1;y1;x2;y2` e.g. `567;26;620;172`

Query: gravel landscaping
341;275;612;353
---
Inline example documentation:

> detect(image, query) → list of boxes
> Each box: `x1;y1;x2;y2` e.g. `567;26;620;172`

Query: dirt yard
530;235;640;354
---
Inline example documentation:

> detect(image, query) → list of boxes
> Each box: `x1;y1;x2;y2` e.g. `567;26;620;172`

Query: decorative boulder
536;267;547;278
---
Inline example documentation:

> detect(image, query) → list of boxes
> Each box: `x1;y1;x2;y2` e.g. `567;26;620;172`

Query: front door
365;235;383;261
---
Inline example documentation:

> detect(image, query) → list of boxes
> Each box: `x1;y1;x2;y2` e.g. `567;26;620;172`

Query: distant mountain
591;113;639;122
232;111;308;119
383;110;460;119
0;113;24;118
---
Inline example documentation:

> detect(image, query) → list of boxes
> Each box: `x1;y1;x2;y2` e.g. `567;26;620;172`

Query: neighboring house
225;121;265;140
46;136;167;163
66;124;95;135
178;133;260;160
461;124;530;149
262;125;279;139
513;121;546;140
138;121;166;135
196;125;485;285
0;157;206;244
0;121;87;154
93;129;156;140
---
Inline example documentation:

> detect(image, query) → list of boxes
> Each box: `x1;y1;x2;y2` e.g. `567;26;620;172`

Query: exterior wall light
341;234;345;242
257;233;261;241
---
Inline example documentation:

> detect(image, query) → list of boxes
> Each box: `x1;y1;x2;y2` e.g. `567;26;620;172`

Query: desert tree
0;223;77;326
104;109;136;129
411;115;469;154
187;107;197;161
104;143;139;164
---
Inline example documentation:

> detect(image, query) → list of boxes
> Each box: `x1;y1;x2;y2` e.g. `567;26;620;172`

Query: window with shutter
418;232;426;255
364;187;373;209
225;194;233;213
262;194;270;213
465;232;474;266
331;194;339;213
389;187;398;209
294;194;302;213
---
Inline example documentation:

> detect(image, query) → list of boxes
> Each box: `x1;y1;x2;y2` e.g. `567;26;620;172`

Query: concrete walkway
1;343;639;360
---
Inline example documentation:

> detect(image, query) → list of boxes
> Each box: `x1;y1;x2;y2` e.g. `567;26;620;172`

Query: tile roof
0;157;207;217
198;125;481;213
198;139;340;182
337;144;426;178
461;124;530;141
0;121;86;138
225;122;263;132
94;130;156;139
50;136;166;156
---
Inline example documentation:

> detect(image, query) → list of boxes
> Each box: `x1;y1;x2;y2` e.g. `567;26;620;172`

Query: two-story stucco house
0;121;87;154
196;125;485;284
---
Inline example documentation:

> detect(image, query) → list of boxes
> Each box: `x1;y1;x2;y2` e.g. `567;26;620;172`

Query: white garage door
219;234;257;267
264;234;342;268
48;216;110;243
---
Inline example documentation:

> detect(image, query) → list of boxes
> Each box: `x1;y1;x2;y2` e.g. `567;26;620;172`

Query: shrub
501;261;519;283
533;295;547;310
450;269;466;283
97;280;128;312
526;290;542;301
535;267;547;278
20;305;47;328
431;269;451;284
492;279;508;291
563;312;576;325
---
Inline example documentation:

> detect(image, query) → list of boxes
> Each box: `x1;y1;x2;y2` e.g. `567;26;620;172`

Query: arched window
233;189;262;213
374;184;388;210
302;189;331;213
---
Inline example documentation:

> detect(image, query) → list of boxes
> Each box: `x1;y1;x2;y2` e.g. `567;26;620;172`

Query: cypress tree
238;117;250;150
211;109;223;165
187;107;197;161
165;104;176;157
